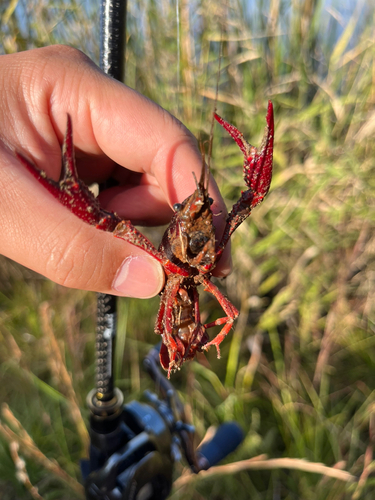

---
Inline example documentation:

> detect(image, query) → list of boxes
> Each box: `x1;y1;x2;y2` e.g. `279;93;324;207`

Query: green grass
1;0;375;498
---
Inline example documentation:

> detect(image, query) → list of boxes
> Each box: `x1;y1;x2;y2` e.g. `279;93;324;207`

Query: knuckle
23;45;99;103
38;45;93;66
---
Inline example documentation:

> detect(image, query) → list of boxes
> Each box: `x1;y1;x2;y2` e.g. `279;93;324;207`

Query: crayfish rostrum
17;103;274;377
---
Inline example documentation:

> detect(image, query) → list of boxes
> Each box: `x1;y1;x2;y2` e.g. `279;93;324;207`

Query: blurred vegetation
1;0;375;498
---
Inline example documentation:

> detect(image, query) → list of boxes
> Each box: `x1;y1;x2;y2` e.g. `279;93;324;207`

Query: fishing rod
80;2;244;498
84;0;127;478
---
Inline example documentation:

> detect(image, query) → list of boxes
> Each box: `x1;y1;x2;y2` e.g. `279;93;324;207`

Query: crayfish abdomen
157;282;209;373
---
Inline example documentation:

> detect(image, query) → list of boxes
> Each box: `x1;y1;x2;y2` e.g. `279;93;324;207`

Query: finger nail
112;256;165;298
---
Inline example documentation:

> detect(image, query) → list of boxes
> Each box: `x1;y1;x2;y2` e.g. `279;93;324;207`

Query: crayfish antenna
215;101;274;258
198;142;210;193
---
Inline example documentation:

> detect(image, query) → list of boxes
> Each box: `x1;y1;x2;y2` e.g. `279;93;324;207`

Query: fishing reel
81;344;243;500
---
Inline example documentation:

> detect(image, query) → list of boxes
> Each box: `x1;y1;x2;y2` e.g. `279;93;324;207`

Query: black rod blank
95;0;127;402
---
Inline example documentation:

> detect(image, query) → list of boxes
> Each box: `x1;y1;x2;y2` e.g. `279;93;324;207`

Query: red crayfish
17;103;274;378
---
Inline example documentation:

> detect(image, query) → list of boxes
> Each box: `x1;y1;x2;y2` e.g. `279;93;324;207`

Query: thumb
0;152;165;298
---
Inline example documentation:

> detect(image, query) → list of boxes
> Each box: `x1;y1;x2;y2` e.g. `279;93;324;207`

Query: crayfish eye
209;197;214;205
189;231;209;254
173;203;183;212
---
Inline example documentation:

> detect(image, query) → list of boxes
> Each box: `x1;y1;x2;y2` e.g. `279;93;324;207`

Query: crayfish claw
18;115;122;231
215;102;274;206
213;112;250;157
244;100;274;205
215;102;274;257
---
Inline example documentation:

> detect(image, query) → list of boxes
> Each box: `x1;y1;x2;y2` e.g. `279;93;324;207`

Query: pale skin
0;45;231;299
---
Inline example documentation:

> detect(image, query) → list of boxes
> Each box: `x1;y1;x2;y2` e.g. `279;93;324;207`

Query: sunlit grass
1;0;375;498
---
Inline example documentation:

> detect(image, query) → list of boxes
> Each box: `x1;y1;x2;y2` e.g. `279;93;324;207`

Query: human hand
0;45;231;298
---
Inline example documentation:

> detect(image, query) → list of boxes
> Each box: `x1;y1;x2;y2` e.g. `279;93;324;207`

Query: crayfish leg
155;279;183;378
113;221;163;263
201;277;239;357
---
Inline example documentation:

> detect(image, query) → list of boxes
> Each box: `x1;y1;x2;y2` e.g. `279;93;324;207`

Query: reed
1;0;375;498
